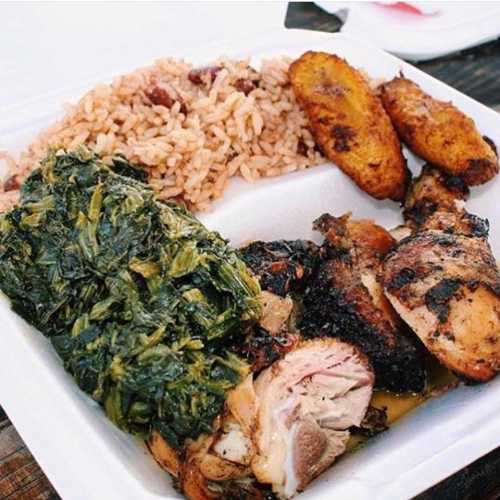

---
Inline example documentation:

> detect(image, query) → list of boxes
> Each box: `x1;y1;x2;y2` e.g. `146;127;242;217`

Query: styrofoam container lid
316;1;500;61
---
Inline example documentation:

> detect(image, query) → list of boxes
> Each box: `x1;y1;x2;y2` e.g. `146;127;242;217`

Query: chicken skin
240;240;319;298
403;164;470;230
403;164;490;238
383;167;500;381
300;213;426;393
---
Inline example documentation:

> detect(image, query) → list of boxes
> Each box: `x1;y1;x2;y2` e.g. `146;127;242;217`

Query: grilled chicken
148;431;182;479
153;340;374;499
251;339;373;498
300;213;426;393
231;291;297;373
182;379;259;491
150;376;263;500
404;164;469;229
404;165;488;237
180;432;255;500
383;167;500;381
240;241;316;371
380;76;498;186
240;240;319;298
244;326;300;373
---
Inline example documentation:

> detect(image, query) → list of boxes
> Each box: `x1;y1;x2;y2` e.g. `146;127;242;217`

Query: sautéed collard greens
0;149;261;448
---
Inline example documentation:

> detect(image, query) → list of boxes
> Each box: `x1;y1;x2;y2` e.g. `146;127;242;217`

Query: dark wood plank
415;447;500;500
0;410;60;500
416;39;500;108
285;2;342;33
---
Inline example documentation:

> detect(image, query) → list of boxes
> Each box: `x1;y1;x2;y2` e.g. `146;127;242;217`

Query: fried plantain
380;76;498;186
289;51;409;201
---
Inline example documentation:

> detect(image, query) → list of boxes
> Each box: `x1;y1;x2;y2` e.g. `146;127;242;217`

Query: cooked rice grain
0;56;322;212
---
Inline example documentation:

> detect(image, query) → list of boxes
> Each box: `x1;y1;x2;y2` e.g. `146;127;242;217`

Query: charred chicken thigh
300;214;426;393
383;167;500;382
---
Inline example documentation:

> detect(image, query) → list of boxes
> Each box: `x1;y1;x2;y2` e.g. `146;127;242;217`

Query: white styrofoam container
1;30;500;500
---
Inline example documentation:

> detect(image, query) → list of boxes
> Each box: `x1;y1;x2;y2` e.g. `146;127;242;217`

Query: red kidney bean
147;86;174;108
188;66;222;85
297;139;308;156
234;78;256;95
3;175;19;191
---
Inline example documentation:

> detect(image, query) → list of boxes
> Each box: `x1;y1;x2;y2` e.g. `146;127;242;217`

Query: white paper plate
1;29;500;500
316;1;500;61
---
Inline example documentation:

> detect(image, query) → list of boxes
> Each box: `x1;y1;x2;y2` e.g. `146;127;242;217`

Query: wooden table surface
2;3;500;499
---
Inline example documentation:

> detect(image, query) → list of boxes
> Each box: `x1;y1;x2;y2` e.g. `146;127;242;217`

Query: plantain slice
380;76;498;186
289;51;409;201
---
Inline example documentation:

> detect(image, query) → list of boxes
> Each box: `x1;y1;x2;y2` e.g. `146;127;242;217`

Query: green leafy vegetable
0;148;261;448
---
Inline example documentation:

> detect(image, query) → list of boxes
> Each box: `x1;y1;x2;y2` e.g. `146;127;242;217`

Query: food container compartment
1;30;499;500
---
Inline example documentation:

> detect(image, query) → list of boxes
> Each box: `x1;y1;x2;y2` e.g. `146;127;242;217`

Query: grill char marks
239;242;316;372
383;167;500;382
240;240;320;297
404;165;469;231
403;165;489;238
164;340;374;500
384;230;500;381
425;278;462;323
300;214;427;393
242;326;299;373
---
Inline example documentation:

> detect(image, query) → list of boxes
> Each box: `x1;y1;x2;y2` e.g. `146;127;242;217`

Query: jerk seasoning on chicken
0;149;262;450
383;166;500;382
239;240;318;371
240;240;319;298
299;214;427;394
240;231;426;394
